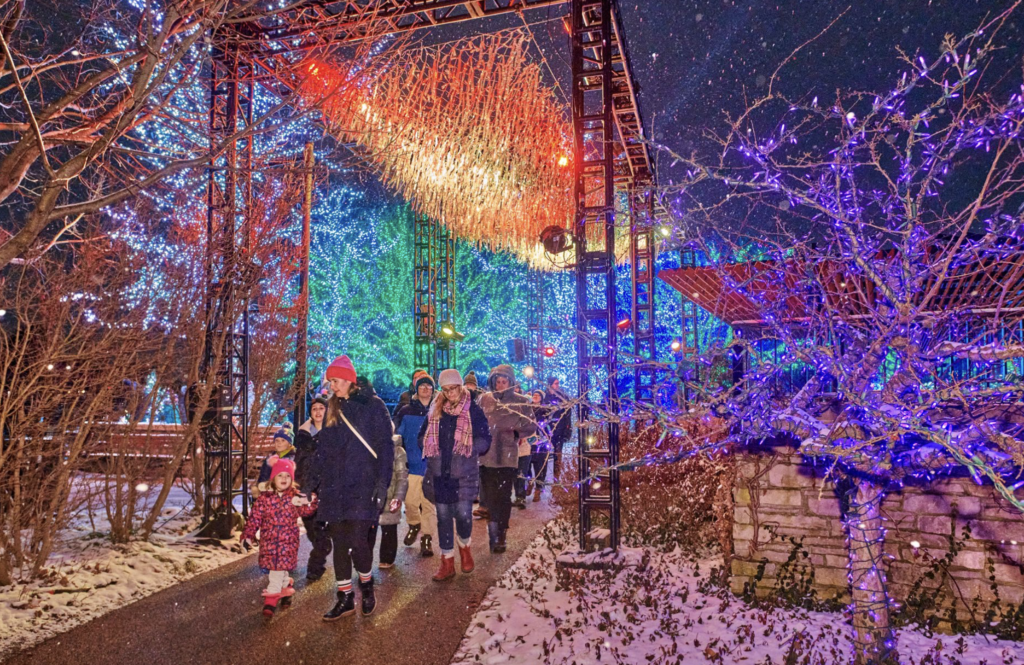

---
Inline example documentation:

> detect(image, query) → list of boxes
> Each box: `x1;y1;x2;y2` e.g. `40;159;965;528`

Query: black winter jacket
419;399;491;505
310;389;394;523
293;429;318;490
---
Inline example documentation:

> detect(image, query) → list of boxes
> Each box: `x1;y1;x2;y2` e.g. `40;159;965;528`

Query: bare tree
655;7;1024;664
0;0;389;271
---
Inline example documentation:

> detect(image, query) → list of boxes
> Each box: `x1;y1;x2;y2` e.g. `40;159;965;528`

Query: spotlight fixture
670;340;682;352
523;365;535;379
438;321;465;342
540;225;571;255
616;317;632;332
543;346;556;357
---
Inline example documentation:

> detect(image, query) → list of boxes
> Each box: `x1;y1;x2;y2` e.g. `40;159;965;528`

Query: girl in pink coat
241;457;318;616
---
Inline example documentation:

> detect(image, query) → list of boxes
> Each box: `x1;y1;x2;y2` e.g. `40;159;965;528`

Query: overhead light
557;155;569;167
544;346;556;357
616;317;631;331
659;226;671;237
523;365;535;379
670;340;682;352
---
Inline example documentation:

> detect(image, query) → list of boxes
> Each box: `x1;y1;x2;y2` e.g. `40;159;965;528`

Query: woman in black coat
418;369;491;582
310;356;393;621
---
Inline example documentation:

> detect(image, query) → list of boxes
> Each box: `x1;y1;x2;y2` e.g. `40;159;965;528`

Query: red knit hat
326;355;357;383
269;457;296;482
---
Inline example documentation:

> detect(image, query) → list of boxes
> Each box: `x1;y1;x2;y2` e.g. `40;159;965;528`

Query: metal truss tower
200;38;254;537
572;0;621;552
527;269;546;385
679;248;700;403
413;213;456;378
630;188;656;404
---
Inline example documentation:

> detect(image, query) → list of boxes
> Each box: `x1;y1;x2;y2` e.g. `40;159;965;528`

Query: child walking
368;433;409;569
241;458;318;617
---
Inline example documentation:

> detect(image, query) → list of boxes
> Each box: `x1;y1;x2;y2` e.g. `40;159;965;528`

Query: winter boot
458;545;475;574
494;528;507;554
473;507;490;520
433;555;456;582
262;591;282;617
513;497;527;510
533;487;543;502
403;523;421;546
420;534;434;557
360;579;376;616
279;579;295;609
323;590;355;621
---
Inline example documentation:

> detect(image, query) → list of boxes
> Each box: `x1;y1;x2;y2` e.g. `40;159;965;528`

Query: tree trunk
843;476;899;665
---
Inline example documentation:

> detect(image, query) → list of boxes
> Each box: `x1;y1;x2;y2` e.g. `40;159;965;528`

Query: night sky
383;0;1023;194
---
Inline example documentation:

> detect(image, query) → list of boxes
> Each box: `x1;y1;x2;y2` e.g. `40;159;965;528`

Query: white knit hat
437;368;463;387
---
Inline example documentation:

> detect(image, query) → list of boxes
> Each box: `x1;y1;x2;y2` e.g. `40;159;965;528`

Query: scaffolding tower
413;213;456;378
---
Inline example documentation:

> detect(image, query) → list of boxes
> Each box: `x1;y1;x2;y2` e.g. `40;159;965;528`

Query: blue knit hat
273;422;295;446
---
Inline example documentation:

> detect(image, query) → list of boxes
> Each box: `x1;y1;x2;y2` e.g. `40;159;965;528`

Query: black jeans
515;455;533;499
531;452;550;488
479;466;517;530
303;517;332;576
551;436;568;480
327;519;376;581
367;523;399;565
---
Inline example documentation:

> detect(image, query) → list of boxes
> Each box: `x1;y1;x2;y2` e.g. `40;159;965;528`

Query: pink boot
262;591;283;617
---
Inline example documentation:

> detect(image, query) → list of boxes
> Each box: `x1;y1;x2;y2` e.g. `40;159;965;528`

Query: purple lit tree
659;9;1024;664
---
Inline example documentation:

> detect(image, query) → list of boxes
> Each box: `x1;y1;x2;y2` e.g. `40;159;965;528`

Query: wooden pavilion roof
658;254;1024;329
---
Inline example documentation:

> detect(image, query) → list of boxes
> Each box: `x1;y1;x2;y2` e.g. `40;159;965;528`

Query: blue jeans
435;500;474;554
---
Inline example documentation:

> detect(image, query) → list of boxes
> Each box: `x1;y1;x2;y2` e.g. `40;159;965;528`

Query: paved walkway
9;501;556;665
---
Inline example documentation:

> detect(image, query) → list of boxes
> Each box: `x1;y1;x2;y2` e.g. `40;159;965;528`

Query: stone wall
730;441;1024;620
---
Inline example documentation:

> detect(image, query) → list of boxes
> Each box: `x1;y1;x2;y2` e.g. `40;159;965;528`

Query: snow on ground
453;521;1024;665
0;478;247;660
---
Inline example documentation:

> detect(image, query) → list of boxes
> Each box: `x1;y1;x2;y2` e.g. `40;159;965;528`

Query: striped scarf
422;390;473;458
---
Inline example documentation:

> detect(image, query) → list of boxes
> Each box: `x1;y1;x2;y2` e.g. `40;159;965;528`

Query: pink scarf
422;391;473;458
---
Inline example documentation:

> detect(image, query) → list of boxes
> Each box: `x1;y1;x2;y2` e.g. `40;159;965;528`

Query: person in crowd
241;458;318;617
295;397;331;581
464;371;482;402
393;368;429;417
309;355;394;621
544;377;572;483
513;394;543;509
255;423;296;489
478;364;536;553
369;431;408;569
418;369;491;581
393;372;437;557
529;389;551;502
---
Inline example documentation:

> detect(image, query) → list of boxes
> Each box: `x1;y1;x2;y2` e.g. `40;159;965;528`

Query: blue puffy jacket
394;398;430;476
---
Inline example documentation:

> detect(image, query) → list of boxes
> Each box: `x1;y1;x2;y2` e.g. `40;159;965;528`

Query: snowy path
5;499;557;665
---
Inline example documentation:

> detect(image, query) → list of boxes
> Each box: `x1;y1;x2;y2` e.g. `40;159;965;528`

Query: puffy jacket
394;398;430;475
544;388;573;445
241;487;318;571
420;399;491;504
256;447;295;485
380;440;409;526
478;365;536;469
309;387;394;523
293;429;318;490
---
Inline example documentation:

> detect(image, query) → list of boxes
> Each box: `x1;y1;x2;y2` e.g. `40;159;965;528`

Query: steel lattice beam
630;188;656;403
413;213;457;378
572;0;620;553
201;39;255;537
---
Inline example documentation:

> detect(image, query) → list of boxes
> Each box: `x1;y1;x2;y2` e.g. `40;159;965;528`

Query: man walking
393;372;438;557
544;377;572;483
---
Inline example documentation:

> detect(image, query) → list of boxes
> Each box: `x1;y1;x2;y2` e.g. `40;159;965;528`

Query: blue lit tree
661;12;1024;664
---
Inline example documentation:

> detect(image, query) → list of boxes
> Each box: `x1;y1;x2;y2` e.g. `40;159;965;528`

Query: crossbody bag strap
338;409;378;459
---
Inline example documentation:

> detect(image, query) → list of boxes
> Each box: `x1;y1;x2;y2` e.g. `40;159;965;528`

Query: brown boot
458;545;475;574
432;555;456;582
533;487;542;502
